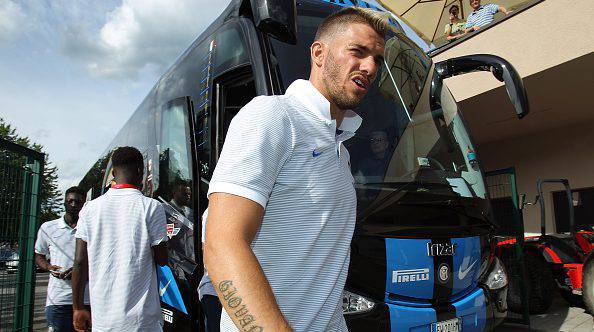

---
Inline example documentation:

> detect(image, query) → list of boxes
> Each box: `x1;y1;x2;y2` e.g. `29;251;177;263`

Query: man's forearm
35;254;50;270
71;262;87;309
72;239;88;310
205;241;292;332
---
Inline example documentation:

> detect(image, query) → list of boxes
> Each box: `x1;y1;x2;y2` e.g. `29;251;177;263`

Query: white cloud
61;0;229;79
0;0;27;43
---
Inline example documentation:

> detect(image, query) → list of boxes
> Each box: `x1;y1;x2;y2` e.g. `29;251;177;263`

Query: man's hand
59;267;73;280
73;309;91;332
48;265;63;278
48;264;62;272
473;26;481;31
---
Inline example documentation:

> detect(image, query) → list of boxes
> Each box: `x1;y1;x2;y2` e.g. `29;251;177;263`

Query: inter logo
438;263;450;284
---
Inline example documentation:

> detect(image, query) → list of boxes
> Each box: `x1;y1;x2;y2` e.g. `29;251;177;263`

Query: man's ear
311;41;326;68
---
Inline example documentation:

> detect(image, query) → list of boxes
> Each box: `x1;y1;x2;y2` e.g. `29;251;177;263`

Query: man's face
173;186;192;206
321;23;385;110
370;132;388;156
450;7;459;19
64;193;84;217
470;0;481;10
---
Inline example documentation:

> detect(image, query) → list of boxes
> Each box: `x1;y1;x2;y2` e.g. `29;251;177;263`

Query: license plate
431;318;461;332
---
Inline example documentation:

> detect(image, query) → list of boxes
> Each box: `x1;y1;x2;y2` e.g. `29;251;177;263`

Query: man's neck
64;213;77;228
309;77;347;127
329;104;346;128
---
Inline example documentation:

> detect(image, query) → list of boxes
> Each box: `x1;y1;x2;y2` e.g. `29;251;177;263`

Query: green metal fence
0;138;44;331
486;168;530;326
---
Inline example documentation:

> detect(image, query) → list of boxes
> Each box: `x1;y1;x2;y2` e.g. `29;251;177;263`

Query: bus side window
158;97;196;263
214;66;258;155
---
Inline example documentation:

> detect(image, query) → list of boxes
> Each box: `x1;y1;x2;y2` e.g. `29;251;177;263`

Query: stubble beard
322;52;363;111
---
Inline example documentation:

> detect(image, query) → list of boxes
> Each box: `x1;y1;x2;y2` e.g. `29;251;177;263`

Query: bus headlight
484;256;508;290
342;290;375;315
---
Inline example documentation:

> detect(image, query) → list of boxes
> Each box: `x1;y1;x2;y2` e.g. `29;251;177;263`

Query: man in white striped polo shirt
72;147;169;332
204;7;389;332
465;0;511;32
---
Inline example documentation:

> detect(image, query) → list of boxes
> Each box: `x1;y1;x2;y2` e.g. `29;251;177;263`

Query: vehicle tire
584;252;594;314
508;253;555;314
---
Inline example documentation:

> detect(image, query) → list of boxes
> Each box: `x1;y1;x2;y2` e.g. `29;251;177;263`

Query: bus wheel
584;252;594;314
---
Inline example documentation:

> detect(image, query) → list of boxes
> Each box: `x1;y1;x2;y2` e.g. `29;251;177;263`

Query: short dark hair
111;146;144;170
65;186;86;199
449;5;459;14
315;7;391;42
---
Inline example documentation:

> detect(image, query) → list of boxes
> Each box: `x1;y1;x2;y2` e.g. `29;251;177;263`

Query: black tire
507;253;555;314
584;252;594;315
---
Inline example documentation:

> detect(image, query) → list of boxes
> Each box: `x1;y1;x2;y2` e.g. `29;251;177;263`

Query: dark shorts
201;295;222;332
45;305;73;332
45;305;90;332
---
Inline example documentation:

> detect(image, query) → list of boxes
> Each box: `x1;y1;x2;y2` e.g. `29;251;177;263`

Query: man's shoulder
235;95;293;129
39;218;62;230
242;95;289;115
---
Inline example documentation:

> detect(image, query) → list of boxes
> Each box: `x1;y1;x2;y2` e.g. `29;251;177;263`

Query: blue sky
0;0;426;194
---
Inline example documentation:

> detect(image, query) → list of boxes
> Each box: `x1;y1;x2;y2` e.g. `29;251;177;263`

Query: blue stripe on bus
387;288;487;331
388;303;436;332
385;238;434;300
451;236;482;297
453;287;487;331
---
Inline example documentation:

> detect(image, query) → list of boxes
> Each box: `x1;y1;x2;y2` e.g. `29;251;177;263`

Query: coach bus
79;0;530;331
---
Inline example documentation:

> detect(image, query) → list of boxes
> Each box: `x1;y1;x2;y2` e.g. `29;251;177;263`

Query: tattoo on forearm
219;280;264;332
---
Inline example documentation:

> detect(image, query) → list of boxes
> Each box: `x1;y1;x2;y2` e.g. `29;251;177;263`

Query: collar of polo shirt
285;79;362;134
59;216;75;230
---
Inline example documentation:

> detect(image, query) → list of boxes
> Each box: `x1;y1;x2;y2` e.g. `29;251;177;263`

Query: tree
0;117;63;223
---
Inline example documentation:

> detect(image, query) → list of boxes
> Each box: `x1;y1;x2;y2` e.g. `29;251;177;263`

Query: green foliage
0;117;63;223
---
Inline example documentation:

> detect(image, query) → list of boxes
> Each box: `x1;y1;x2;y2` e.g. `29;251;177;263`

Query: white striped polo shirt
34;217;90;306
466;3;500;29
75;188;168;332
208;79;361;331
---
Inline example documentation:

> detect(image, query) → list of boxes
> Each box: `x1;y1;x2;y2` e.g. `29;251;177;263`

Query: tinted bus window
159;98;195;262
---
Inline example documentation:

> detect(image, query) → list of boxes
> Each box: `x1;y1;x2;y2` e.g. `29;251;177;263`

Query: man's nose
361;56;379;80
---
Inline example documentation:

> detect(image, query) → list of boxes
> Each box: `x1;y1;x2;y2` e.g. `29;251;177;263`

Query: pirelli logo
392;268;430;283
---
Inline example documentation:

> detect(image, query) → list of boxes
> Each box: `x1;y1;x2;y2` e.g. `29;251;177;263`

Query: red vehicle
498;179;594;314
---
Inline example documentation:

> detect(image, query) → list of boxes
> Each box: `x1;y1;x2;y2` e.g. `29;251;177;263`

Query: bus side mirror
249;0;297;44
430;54;529;119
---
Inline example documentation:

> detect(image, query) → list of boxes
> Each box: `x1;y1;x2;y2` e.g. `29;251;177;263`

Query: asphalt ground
495;292;593;332
29;271;594;331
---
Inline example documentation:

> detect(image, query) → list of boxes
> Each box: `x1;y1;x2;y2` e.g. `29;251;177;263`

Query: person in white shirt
204;7;388;332
35;186;90;332
198;209;221;332
71;146;169;332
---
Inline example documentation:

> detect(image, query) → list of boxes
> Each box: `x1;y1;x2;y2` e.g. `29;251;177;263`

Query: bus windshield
268;1;489;218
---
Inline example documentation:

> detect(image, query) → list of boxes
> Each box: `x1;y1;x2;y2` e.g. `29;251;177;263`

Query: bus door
192;18;267;330
157;96;200;330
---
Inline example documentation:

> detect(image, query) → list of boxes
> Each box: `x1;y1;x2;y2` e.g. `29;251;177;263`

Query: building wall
433;0;594;103
479;120;594;234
